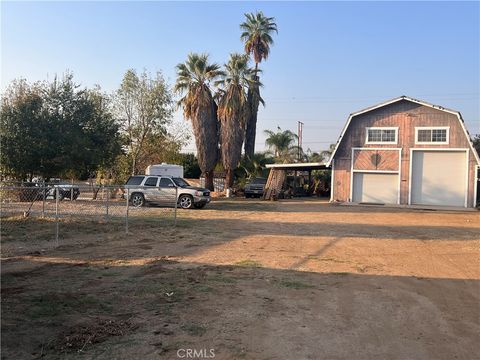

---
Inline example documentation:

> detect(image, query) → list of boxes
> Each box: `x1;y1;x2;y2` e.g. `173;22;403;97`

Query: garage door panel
353;173;399;204
411;151;466;206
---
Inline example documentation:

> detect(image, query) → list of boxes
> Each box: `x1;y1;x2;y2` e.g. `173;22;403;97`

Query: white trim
408;148;413;205
365;127;399;144
352;147;401;151
350;148;402;204
409;148;471;151
398;148;402;204
465;149;470;208
352;169;399;174
265;162;327;169
349;148;354;202
414;126;450;145
474;165;479;208
408;148;469;208
327;95;480;166
330;159;335;202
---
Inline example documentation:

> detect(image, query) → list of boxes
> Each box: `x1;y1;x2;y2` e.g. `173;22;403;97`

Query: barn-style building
327;96;479;208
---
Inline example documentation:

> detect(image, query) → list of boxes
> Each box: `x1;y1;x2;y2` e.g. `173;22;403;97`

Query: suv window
159;178;175;188
172;178;190;188
127;176;144;185
144;177;158;187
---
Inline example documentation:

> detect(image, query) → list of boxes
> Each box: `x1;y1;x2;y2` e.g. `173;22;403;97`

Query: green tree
240;11;277;157
0;80;49;180
103;120;190;184
115;69;173;175
180;153;201;178
216;53;253;187
239;152;274;179
1;75;121;180
305;144;336;163
473;134;480;158
175;53;223;190
264;127;301;162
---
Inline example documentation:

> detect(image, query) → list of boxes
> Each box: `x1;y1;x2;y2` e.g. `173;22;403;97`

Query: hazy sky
2;1;479;153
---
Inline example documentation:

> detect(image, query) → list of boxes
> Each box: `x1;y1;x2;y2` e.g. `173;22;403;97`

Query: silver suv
126;175;211;209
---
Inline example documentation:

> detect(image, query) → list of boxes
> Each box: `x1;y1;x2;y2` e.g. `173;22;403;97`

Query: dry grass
1;199;479;359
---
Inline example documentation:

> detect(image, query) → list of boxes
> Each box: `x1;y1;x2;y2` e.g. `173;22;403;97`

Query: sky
1;1;479;153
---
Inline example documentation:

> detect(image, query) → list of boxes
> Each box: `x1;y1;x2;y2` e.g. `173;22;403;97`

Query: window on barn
366;127;398;144
415;127;449;144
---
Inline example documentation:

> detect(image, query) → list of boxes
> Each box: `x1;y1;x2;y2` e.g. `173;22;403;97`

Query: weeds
235;259;262;268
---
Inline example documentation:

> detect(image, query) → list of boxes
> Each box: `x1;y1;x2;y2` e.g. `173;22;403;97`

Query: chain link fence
0;183;178;253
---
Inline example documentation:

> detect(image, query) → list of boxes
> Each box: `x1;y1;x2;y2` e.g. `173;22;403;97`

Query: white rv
145;163;184;178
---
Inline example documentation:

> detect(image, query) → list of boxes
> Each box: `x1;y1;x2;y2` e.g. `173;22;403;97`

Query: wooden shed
327;96;480;208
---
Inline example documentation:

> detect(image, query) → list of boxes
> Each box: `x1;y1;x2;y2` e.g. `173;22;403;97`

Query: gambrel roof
327;95;480;166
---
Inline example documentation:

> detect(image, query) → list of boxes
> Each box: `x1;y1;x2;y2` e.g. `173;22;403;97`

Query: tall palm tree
240;11;277;158
174;53;223;190
264;127;301;163
216;53;253;188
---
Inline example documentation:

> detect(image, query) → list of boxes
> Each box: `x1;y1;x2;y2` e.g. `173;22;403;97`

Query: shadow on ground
1;258;479;360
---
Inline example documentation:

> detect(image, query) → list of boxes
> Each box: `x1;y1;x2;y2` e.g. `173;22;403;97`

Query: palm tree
319;143;336;162
304;149;323;163
216;53;253;188
174;53;223;190
264;127;301;163
240;11;277;158
240;152;273;179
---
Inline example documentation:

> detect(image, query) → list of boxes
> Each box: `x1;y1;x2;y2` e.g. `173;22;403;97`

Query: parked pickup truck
125;175;211;209
244;177;267;198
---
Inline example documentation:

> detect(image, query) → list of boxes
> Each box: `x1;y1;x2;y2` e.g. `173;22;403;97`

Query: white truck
145;163;184;178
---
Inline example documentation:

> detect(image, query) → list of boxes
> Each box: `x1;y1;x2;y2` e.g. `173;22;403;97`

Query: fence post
174;187;178;227
70;179;74;201
125;188;129;233
105;187;109;222
55;187;59;246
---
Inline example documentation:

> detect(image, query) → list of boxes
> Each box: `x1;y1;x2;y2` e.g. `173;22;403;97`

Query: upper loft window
366;127;398;144
415;127;449;144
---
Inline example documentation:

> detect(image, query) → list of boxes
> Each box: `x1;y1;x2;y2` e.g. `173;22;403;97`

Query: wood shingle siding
353;149;399;172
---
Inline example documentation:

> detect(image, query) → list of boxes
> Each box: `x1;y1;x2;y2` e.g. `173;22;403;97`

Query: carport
264;162;330;200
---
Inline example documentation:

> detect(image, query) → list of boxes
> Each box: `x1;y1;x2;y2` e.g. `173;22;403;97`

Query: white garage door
352;173;399;204
411;151;466;207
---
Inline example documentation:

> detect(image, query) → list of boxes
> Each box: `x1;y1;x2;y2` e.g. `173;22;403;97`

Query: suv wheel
179;195;193;209
131;193;145;207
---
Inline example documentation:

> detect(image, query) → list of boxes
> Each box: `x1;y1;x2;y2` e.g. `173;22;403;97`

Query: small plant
235;259;262;268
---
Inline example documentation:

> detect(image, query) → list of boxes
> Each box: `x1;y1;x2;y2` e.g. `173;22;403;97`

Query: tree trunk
244;66;260;158
225;169;234;189
131;154;136;176
204;170;215;191
244;91;258;158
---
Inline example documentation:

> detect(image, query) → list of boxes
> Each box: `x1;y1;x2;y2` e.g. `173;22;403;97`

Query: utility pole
297;121;304;161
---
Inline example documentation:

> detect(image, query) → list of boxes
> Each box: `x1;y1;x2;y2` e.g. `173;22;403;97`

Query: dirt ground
1;199;479;359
